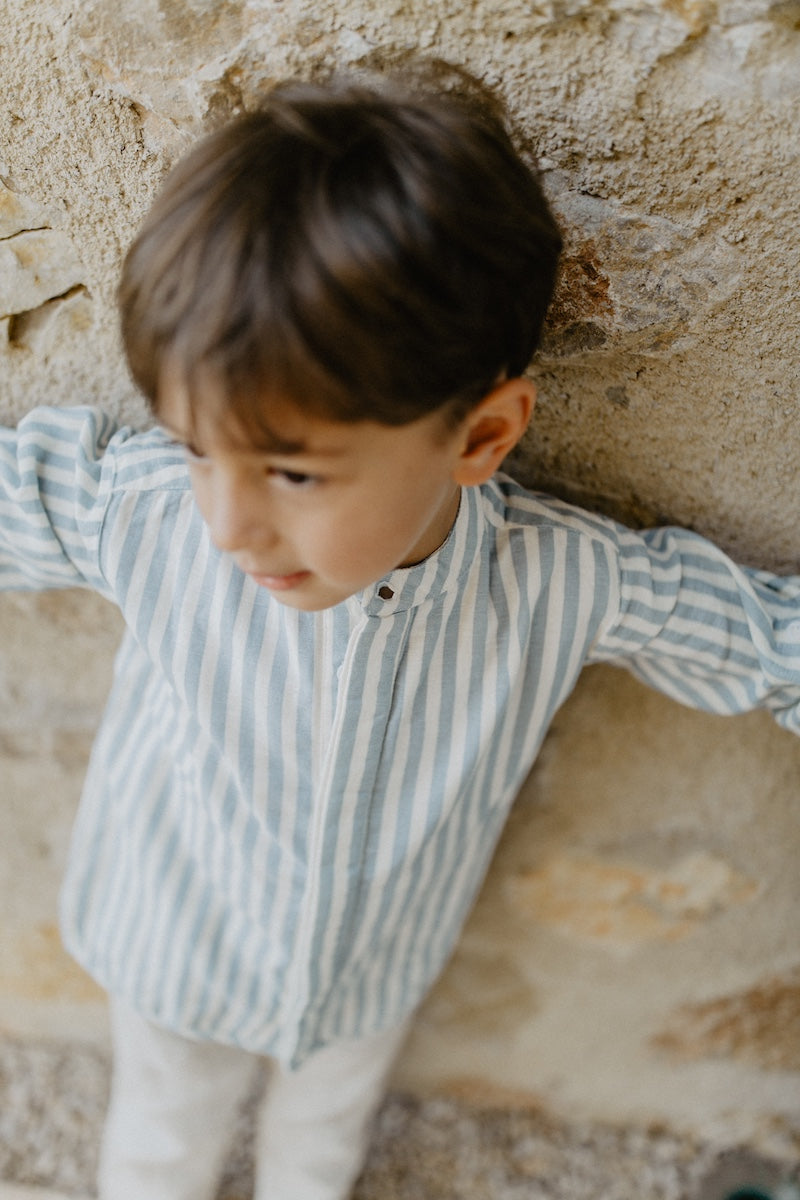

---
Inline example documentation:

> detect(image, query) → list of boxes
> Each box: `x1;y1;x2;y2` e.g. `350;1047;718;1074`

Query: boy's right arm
0;406;120;597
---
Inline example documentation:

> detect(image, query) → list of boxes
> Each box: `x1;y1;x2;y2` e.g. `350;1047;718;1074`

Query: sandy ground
2;1036;798;1200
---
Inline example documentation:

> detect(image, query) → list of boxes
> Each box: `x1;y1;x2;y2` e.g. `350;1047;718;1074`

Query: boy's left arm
590;522;800;735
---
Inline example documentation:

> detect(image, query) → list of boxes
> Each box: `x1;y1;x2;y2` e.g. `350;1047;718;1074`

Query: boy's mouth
245;569;311;591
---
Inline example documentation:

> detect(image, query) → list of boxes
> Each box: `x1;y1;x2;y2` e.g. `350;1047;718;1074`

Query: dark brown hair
119;73;562;432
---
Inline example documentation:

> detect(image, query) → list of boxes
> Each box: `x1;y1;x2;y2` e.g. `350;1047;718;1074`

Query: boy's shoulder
11;404;191;496
485;472;622;550
104;421;191;496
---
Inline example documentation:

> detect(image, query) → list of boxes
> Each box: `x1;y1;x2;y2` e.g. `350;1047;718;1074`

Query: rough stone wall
1;0;798;1159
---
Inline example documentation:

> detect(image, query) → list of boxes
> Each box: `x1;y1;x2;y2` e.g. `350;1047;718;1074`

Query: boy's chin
260;581;352;612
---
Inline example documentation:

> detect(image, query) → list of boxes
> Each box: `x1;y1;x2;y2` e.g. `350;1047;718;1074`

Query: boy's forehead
157;368;316;454
158;375;371;458
156;365;460;458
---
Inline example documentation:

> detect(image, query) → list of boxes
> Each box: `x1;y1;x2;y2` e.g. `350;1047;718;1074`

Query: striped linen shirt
2;404;799;1065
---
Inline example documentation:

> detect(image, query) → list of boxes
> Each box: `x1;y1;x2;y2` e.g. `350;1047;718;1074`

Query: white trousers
98;999;409;1200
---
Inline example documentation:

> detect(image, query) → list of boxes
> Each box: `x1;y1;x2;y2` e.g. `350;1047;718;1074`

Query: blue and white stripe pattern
2;405;799;1064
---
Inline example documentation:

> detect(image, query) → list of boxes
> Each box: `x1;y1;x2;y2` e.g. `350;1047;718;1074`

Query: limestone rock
543;190;744;356
653;968;800;1072
0;181;58;241
506;850;759;954
0;230;85;320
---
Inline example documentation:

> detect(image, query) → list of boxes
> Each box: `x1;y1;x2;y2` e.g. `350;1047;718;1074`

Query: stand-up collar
357;486;484;617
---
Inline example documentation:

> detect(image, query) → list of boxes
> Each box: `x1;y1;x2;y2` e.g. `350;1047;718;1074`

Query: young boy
1;74;799;1200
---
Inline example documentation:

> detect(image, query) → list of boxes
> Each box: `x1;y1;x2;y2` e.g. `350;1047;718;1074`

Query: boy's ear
452;378;535;487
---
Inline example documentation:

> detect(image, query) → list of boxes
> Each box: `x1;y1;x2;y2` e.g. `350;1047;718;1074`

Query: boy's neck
399;484;461;568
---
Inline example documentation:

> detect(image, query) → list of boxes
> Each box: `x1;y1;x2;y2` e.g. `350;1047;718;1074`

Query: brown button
378;585;394;600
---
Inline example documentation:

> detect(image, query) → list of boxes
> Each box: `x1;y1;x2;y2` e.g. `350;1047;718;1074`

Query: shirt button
378;585;394;600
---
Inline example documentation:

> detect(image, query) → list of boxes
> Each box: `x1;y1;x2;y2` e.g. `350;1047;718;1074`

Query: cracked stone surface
1;0;799;1168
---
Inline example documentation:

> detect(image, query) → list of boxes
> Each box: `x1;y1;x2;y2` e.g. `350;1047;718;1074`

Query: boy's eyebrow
157;418;345;458
246;428;348;457
242;429;311;456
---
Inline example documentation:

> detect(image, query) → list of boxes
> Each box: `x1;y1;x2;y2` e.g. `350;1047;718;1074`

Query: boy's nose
206;478;274;556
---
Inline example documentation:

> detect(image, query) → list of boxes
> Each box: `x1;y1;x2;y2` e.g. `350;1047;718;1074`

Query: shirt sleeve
0;405;120;597
590;522;800;736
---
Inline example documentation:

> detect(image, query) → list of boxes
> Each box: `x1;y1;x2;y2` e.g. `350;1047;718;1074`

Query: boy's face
157;384;466;612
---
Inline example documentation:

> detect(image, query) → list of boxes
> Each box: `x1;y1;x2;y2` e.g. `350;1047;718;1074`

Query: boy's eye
270;468;318;489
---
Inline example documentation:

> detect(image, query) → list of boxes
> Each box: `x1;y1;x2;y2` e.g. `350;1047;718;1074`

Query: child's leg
253;1021;410;1200
98;998;259;1200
